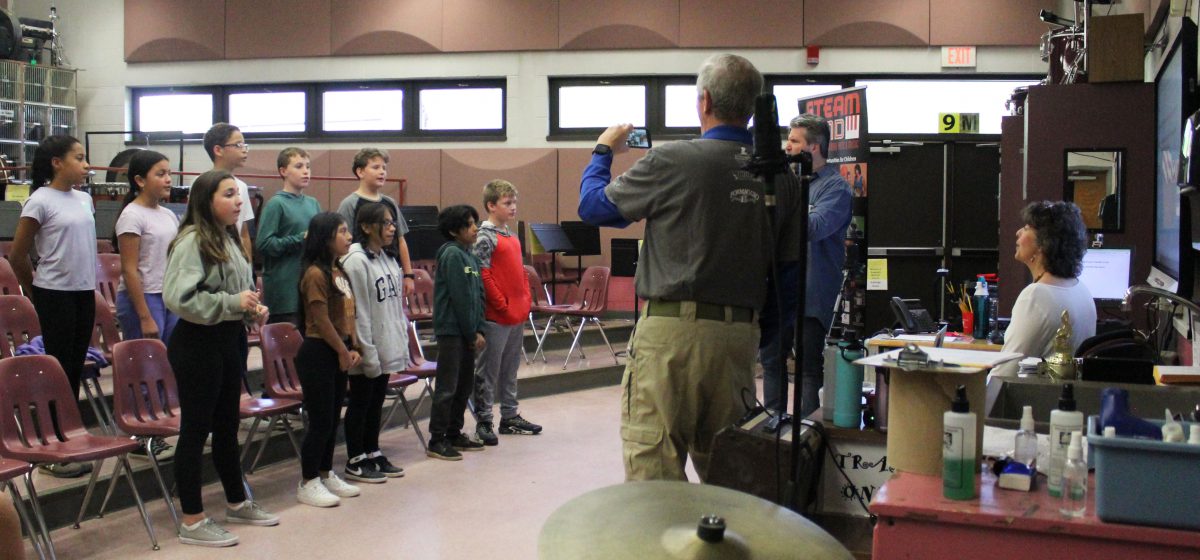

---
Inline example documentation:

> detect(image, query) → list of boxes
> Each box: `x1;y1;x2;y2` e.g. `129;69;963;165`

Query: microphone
747;93;788;206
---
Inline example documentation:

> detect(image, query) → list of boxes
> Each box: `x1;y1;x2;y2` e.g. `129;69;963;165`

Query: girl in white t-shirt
9;135;96;478
115;150;181;343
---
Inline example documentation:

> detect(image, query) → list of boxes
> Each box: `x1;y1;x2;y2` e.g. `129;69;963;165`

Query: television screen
1079;248;1133;300
1153;19;1197;296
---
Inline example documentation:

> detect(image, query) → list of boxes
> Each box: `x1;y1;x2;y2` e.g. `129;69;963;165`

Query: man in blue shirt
577;54;802;481
765;114;852;418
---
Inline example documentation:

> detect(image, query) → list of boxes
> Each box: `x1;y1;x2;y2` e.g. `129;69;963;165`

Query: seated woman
993;201;1096;377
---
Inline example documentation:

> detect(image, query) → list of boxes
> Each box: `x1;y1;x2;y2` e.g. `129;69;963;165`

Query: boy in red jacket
472;180;541;445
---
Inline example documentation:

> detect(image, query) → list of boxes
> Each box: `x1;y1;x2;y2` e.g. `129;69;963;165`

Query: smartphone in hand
626;128;651;149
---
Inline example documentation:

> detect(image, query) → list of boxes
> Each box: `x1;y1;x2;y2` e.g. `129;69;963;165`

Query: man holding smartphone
577;54;802;482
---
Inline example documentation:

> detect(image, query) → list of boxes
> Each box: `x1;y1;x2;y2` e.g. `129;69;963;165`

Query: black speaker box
706;410;824;510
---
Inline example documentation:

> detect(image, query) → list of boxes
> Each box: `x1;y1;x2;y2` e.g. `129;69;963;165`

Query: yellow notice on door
867;259;888;291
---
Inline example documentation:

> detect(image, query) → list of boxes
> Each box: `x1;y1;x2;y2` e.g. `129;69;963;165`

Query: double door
864;141;1002;334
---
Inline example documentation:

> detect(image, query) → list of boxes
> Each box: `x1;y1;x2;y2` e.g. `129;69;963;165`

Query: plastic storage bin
1087;415;1200;530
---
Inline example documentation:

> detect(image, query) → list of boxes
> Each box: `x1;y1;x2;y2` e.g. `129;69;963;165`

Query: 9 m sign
799;86;869;165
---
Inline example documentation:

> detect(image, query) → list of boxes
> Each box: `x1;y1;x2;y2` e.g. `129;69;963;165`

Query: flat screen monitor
1153;19;1197;295
1079;248;1133;301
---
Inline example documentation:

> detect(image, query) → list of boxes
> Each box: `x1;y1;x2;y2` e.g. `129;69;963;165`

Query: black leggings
429;335;475;442
31;287;95;400
169;320;248;515
296;338;348;480
344;373;389;460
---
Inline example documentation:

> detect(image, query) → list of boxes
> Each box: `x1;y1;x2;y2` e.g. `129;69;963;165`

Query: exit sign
941;46;976;68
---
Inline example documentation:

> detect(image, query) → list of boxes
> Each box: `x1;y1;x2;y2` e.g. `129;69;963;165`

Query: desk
866;335;1003;352
871;472;1200;560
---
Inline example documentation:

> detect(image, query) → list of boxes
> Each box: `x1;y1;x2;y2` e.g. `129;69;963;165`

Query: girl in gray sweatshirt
339;202;410;481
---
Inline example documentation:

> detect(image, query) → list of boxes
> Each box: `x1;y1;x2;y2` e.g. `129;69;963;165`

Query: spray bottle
1060;431;1088;517
943;385;976;500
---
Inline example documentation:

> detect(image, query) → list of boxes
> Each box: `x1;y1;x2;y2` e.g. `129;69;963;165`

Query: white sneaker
297;478;340;508
321;473;361;498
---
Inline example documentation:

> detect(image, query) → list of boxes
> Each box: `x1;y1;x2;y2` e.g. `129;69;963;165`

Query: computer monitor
1079;248;1133;301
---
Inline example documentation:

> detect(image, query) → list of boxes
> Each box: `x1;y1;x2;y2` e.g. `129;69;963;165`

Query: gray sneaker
225;501;280;526
38;462;92;478
178;518;238;547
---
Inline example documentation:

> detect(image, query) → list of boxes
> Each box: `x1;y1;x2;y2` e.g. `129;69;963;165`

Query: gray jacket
163;229;256;326
340;243;409;377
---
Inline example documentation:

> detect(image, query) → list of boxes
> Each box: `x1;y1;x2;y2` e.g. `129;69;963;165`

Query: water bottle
987;295;1003;344
821;328;842;422
833;330;865;428
973;276;989;339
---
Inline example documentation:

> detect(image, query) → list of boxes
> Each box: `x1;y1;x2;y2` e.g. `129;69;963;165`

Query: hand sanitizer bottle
1049;383;1084;497
1014;405;1038;469
1060;431;1087;518
943;385;976;500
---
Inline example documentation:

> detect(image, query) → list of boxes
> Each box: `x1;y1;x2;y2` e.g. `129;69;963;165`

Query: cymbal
539;481;853;560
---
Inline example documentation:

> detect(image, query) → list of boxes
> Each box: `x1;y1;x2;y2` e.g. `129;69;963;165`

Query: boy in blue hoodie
427;204;487;461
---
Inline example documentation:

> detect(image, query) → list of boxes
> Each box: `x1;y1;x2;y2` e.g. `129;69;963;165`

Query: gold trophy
1040;310;1077;381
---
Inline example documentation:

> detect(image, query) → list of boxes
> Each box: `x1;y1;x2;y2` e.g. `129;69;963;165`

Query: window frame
129;77;507;144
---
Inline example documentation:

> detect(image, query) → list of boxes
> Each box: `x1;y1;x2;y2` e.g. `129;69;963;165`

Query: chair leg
593;317;619;364
73;459;106;529
526;313;540;364
23;472;55;560
118;456;159;551
7;481;46;560
97;454;124;518
562;317;588;370
80;377;115;436
398;393;428;451
281;418;302;460
409;320;425;359
248;416;279;474
239;417;264;465
534;314;556;363
145;443;180;530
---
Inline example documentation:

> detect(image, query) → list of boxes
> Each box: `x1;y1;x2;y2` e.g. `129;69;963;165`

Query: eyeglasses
376;220;397;228
221;142;249;150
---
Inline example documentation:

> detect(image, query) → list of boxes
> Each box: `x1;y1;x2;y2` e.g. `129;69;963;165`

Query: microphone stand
742;94;814;511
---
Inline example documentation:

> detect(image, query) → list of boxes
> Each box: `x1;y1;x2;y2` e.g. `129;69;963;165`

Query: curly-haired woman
993;201;1096;377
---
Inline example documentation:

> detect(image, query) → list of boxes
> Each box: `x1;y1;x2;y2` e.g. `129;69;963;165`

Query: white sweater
993;280;1096;377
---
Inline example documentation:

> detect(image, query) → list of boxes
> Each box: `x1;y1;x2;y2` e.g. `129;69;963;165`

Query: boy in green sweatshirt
255;147;320;325
427;204;488;461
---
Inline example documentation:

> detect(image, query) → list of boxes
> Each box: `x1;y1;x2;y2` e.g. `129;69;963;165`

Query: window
663;84;699;128
322;89;405;132
135;91;214;134
131;77;505;142
228;91;306;133
419;87;504;130
557;84;646;128
857;79;1040;134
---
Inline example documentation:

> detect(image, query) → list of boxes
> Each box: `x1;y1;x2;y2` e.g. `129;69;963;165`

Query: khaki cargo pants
621;302;759;481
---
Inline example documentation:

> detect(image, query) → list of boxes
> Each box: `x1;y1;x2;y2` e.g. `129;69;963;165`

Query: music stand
530;223;576;303
561;221;602;277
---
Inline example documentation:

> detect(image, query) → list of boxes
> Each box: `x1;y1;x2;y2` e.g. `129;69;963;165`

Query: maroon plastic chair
96;239;115;254
239;376;303;475
559;266;618;369
0;294;114;434
103;338;181;529
404;268;434;358
0;458;49;559
397;327;437;419
0;257;22;296
95;253;121;312
260;322;304;401
90;290;121;365
0;355;160;554
0;294;38;358
526;265;584;363
0;240;12;260
411;258;437;277
382;370;427;451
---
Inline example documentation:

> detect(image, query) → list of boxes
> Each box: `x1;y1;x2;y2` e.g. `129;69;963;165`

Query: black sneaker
131;437;175;462
372;456;405;478
476;422;499;446
450;433;485;452
499;415;543;435
343;458;387;483
426;440;462;461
